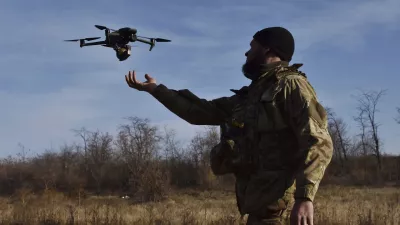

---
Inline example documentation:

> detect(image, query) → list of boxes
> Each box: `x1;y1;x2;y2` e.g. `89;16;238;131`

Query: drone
64;25;171;61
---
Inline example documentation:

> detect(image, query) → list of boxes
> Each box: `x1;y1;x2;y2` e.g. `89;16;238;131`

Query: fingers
132;70;138;83
125;71;134;87
292;215;303;225
307;216;313;225
125;70;143;90
145;74;151;80
294;216;312;225
125;71;132;87
125;75;131;87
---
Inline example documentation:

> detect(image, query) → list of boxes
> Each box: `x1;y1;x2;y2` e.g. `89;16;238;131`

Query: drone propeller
153;38;171;42
95;25;116;31
64;37;101;42
95;25;107;30
136;36;171;42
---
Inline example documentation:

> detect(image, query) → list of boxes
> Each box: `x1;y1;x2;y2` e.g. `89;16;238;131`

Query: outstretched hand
125;70;158;93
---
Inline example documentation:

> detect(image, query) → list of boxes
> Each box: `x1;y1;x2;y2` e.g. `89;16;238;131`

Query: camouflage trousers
246;208;291;225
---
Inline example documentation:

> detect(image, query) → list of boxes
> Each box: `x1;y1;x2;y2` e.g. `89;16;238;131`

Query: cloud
0;87;106;154
1;0;400;156
284;0;400;52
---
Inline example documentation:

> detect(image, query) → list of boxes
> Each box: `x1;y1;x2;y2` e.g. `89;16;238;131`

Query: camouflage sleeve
280;76;333;202
150;84;235;125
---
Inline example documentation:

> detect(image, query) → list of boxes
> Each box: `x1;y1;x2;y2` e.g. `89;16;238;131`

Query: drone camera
115;45;131;61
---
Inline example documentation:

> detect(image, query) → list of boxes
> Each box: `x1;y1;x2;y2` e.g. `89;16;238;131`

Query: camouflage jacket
151;61;333;215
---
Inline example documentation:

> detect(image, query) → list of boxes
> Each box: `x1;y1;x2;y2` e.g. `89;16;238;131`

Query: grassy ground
0;185;399;225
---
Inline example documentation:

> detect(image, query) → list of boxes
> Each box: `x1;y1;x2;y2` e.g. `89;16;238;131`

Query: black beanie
253;27;295;62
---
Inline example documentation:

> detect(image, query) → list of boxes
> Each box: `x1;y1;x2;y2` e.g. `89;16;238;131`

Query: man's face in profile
242;39;266;79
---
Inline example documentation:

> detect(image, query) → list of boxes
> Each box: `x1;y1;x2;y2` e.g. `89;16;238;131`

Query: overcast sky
0;0;399;157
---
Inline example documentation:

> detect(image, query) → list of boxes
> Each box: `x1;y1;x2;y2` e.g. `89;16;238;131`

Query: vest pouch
210;139;237;175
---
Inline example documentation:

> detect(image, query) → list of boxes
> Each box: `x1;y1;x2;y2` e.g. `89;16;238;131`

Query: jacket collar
257;61;289;80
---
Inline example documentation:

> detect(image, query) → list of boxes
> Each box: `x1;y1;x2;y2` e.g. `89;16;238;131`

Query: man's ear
263;47;271;56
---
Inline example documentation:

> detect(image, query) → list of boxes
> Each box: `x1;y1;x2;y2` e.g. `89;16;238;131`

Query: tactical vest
218;63;306;175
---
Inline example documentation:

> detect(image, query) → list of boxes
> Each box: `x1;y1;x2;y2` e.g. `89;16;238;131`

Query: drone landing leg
135;37;155;51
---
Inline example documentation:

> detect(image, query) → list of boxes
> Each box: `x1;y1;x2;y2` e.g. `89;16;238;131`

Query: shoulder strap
230;86;249;96
275;63;307;80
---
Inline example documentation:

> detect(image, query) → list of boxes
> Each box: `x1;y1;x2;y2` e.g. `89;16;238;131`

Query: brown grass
0;185;399;225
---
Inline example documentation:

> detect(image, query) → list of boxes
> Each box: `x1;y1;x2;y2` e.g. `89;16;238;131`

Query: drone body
65;25;171;61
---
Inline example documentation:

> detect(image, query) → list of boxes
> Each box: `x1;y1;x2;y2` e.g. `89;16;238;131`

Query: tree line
326;89;400;185
0;88;399;202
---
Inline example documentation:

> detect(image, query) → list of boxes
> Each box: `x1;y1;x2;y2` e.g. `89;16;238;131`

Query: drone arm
135;37;152;45
81;41;107;47
135;37;155;51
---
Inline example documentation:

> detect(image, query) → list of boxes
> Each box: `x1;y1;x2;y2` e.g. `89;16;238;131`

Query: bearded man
125;26;333;225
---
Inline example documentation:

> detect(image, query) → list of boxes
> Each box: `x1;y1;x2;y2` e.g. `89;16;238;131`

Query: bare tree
16;143;30;163
162;125;183;162
115;117;161;172
326;107;351;170
31;150;59;190
114;116;167;201
86;130;114;194
71;127;91;182
354;109;370;157
187;126;219;188
353;89;386;171
188;126;219;168
58;144;84;194
72;127;90;158
72;128;114;194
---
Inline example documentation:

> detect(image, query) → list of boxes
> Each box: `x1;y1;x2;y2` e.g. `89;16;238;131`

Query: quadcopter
64;25;171;61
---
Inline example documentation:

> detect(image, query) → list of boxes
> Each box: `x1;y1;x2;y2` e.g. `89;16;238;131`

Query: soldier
125;27;333;225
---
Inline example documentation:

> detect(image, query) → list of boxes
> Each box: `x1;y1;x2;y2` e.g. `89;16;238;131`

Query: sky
0;0;399;157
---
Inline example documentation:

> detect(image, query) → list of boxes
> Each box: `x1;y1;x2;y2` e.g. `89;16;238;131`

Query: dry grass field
0;185;399;225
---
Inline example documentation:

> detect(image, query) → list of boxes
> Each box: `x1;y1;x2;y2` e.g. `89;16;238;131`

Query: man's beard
242;56;264;81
